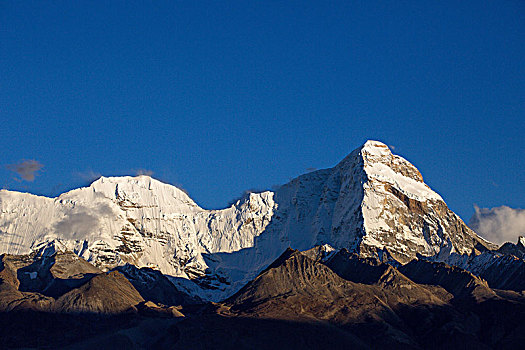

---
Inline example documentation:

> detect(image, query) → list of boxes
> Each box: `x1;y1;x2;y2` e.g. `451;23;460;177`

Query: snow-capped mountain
0;140;496;300
0;175;275;281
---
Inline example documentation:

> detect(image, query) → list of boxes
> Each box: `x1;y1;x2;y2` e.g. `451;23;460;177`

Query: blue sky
1;1;523;221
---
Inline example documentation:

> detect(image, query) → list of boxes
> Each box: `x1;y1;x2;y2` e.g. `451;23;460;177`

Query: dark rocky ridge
497;237;525;259
477;254;525;292
0;250;196;315
116;264;199;306
1;246;525;348
214;248;524;349
398;259;496;303
52;271;144;314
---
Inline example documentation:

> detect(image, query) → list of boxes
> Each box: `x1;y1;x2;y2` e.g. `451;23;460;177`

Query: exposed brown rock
399;259;497;303
53;271;144;314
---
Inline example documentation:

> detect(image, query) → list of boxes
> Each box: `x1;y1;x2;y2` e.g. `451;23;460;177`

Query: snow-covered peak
333;140;441;204
361;140;392;157
356;140;442;202
324;140;482;263
59;175;200;210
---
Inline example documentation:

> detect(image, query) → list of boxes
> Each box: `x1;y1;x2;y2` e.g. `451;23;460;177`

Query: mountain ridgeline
1;140;524;348
0;140;499;300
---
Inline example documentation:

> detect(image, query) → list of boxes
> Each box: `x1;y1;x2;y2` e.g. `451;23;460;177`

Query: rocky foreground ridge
1;246;524;348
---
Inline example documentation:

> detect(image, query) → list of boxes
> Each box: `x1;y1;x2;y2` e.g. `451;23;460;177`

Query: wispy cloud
75;170;102;184
469;205;525;245
6;159;44;181
134;169;154;176
53;203;114;239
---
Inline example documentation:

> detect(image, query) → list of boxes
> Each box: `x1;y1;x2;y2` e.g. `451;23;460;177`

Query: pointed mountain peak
359;141;425;183
361;140;392;156
335;140;391;167
333;140;441;202
336;140;424;182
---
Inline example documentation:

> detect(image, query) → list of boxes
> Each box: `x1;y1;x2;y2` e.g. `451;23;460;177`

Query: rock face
0;251;184;349
15;251;101;298
440;236;525;292
455;252;525;292
0;140;496;300
224;249;431;349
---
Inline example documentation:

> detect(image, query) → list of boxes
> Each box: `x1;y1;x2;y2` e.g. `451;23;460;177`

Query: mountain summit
0;141;495;300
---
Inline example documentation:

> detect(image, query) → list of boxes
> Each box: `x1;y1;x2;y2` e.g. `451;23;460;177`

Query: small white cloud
134;169;154;176
6;159;44;181
75;170;102;184
53;203;114;239
469;205;525;245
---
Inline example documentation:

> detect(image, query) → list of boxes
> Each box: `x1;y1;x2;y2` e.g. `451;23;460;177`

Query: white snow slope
0;140;494;300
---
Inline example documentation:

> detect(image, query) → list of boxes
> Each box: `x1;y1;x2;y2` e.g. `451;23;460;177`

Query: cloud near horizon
469;205;525;245
6;159;44;181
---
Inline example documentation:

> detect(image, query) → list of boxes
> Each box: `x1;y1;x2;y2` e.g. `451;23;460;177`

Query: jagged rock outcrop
0;251;143;314
225;248;421;348
472;254;525;292
497;236;525;259
444;244;525;292
0;255;55;312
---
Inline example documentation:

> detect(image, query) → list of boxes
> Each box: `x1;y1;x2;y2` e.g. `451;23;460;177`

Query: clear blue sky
1;1;523;221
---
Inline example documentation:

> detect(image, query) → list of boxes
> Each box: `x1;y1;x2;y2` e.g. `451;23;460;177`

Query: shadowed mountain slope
223;249;491;349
